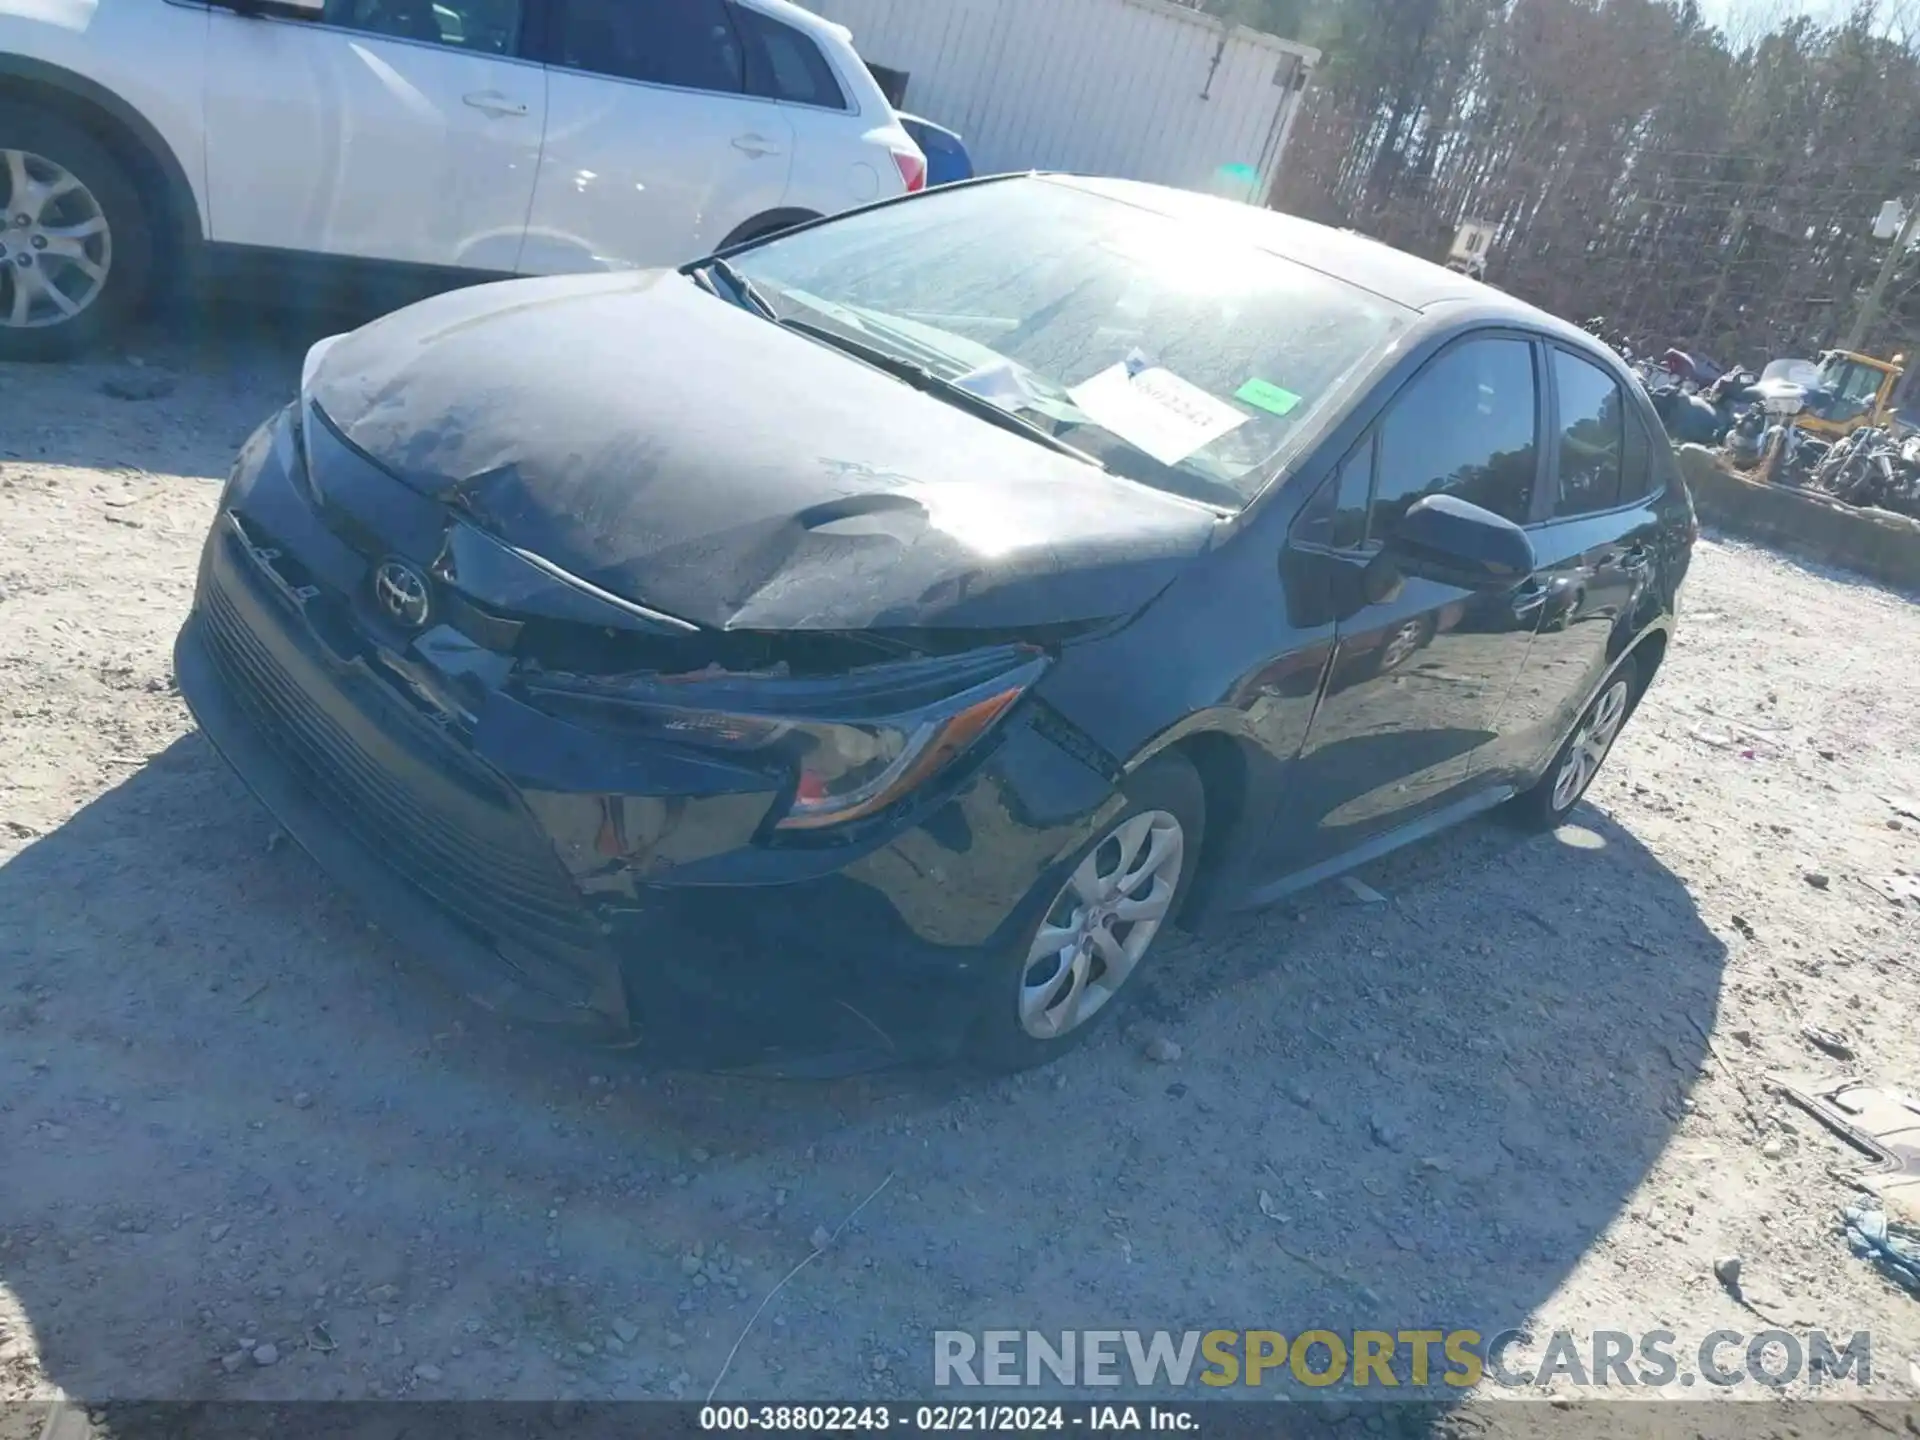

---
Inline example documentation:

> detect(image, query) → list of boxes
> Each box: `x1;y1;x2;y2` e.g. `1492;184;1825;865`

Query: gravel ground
3;317;1920;1417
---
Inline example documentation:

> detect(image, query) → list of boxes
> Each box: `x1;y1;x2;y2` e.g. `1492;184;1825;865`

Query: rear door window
550;0;745;92
1550;349;1626;518
1619;409;1657;505
734;4;847;108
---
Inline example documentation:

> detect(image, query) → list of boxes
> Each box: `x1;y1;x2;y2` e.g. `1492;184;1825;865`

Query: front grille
199;542;603;976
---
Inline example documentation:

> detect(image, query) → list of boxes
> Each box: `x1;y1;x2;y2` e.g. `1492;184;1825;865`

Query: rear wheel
0;106;154;361
1508;656;1638;830
718;209;821;251
969;754;1204;1072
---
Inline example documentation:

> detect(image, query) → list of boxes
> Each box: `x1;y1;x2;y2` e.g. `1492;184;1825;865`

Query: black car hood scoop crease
308;271;1222;634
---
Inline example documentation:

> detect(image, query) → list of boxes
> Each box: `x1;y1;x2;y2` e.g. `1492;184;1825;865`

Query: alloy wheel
0;149;112;330
1550;677;1630;814
1019;810;1184;1040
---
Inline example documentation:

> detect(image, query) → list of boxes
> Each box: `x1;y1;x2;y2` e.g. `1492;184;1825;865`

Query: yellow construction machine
1793;349;1909;439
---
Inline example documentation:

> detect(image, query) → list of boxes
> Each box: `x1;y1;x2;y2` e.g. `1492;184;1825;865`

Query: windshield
726;178;1409;507
1816;354;1885;405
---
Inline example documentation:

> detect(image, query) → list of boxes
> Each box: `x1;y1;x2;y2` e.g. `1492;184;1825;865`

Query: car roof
1045;174;1578;333
734;0;855;48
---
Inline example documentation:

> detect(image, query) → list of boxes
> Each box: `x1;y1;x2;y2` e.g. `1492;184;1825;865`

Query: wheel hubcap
0;149;112;330
1019;810;1184;1041
1551;678;1630;814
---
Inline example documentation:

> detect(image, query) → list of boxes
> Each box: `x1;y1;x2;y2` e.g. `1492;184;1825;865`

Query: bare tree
1255;0;1920;362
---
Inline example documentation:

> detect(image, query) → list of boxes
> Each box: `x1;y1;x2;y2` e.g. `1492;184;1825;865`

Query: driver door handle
463;91;529;118
732;133;782;158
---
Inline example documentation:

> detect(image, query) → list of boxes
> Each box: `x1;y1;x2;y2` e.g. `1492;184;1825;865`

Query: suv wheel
0;106;154;361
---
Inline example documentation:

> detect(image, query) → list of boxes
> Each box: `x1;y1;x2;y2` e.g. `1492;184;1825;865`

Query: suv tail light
891;149;927;194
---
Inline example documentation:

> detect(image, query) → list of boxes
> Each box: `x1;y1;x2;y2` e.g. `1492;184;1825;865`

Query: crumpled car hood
308;271;1224;633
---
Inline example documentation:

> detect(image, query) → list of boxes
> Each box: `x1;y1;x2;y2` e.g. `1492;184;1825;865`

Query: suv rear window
735;5;847;109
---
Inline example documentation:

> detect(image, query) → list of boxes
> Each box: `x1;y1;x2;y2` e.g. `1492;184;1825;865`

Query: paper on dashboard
1067;363;1250;466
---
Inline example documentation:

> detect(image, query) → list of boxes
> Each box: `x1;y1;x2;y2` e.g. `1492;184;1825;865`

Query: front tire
0;106;154;362
1508;656;1638;830
968;753;1205;1072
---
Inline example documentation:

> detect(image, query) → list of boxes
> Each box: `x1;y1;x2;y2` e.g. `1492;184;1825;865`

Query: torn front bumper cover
175;611;631;1038
176;606;945;1076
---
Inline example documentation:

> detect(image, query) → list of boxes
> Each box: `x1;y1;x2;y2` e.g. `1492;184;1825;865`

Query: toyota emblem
372;559;431;629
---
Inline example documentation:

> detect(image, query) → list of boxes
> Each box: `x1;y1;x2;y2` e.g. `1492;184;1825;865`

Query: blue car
898;114;975;187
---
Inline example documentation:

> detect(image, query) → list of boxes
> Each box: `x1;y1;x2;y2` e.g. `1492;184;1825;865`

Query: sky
1697;0;1868;30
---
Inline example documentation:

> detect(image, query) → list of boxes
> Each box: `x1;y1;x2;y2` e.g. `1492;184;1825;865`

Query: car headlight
523;645;1047;832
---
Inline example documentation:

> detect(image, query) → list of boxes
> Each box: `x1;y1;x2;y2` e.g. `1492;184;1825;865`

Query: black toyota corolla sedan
175;174;1693;1075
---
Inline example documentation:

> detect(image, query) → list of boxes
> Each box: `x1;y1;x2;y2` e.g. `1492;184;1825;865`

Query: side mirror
1388;494;1535;591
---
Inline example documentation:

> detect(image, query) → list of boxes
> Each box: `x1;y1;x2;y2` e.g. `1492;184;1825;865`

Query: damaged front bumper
173;410;1120;1075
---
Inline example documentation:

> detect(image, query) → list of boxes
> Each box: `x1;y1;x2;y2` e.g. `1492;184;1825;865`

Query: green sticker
1235;378;1303;416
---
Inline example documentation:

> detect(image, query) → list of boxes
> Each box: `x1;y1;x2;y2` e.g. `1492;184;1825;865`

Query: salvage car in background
174;175;1693;1075
898;114;974;187
0;0;922;358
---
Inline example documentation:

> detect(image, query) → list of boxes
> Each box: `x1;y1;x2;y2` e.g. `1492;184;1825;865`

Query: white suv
0;0;924;359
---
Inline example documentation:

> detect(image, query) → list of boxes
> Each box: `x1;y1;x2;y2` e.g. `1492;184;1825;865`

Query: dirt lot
4;317;1920;1417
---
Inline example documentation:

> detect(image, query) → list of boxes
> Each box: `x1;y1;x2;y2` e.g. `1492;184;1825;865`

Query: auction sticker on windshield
1068;363;1250;466
1234;377;1303;417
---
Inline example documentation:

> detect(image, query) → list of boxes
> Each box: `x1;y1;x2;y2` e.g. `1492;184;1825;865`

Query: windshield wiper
775;316;1107;471
698;257;778;321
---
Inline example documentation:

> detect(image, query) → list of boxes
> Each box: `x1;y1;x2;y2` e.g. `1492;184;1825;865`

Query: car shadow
1;718;1727;1407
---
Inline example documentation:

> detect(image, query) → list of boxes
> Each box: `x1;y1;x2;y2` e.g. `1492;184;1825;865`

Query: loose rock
251;1343;279;1367
1144;1036;1182;1064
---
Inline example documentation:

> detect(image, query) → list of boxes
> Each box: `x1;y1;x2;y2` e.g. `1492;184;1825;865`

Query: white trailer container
802;0;1319;204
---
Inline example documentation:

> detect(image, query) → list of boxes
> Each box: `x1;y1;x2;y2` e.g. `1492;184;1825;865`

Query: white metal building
801;0;1320;205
